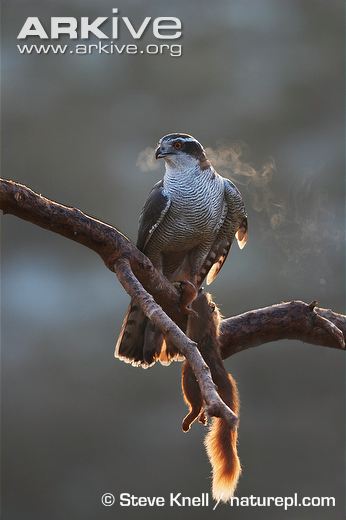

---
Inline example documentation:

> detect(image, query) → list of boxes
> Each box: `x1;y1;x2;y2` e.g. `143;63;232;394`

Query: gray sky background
2;1;345;519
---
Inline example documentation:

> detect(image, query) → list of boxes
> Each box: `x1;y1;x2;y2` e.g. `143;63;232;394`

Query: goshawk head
155;133;209;169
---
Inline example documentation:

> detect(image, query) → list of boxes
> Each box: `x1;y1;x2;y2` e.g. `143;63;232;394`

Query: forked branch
1;177;344;422
114;257;237;426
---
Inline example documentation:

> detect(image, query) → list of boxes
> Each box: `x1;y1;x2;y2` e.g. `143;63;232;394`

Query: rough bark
220;301;345;357
115;258;237;426
0;178;184;326
1;178;345;421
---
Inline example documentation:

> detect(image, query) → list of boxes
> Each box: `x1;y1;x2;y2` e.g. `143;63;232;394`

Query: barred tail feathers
115;302;183;367
114;302;149;367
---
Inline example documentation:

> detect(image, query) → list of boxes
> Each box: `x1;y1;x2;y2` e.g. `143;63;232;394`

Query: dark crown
161;133;206;160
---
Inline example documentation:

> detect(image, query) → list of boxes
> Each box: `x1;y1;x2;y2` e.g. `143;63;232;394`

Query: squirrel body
182;292;241;502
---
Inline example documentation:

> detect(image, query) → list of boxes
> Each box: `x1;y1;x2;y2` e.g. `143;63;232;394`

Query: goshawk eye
173;141;182;150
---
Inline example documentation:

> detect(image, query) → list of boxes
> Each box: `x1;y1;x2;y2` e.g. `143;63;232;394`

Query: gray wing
198;178;248;286
136;179;171;252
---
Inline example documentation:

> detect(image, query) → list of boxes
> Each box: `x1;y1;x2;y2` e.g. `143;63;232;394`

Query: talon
173;280;198;315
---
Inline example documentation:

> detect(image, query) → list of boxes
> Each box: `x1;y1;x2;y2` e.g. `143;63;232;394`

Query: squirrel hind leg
182;405;202;432
181;361;203;432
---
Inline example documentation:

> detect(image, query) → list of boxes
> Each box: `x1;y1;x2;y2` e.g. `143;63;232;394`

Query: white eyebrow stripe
167;137;198;143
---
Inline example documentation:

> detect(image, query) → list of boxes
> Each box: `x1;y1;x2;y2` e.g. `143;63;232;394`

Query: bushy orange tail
183;292;242;502
205;374;241;502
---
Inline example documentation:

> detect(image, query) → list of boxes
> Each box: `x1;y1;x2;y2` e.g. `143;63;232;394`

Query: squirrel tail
205;373;241;503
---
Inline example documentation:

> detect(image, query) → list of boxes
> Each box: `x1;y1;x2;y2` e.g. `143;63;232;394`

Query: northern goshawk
115;133;247;367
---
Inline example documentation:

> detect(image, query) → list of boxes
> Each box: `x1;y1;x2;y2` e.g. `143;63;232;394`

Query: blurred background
1;1;345;519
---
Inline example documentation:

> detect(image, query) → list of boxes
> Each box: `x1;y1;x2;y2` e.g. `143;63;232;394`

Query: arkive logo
16;8;183;57
17;8;182;40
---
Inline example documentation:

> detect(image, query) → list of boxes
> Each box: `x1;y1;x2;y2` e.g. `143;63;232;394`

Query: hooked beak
155;145;171;159
155;146;164;159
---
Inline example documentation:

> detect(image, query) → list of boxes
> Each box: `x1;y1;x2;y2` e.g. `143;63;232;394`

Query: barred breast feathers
198;178;248;286
162;164;225;232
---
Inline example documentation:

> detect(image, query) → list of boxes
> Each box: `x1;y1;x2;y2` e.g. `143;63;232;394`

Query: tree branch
0;178;184;327
1;177;345;368
114;257;237;426
220;300;345;357
1;178;236;424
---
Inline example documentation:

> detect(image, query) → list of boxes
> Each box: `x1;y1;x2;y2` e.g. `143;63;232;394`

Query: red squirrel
181;291;241;502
